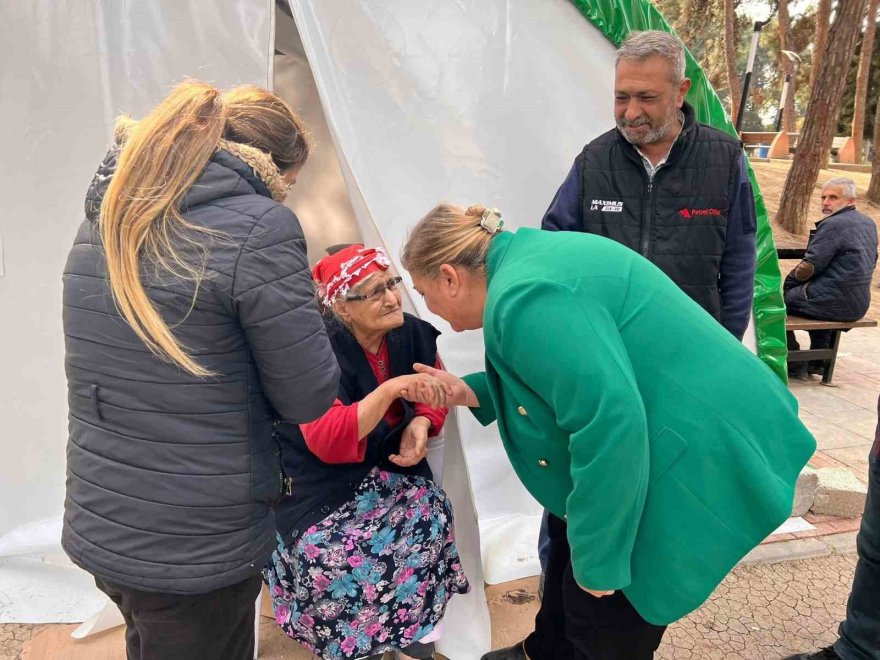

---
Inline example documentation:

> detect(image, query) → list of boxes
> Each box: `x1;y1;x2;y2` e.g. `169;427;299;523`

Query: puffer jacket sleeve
802;220;841;275
233;204;340;423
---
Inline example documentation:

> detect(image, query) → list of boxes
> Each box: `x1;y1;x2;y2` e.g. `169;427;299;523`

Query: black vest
578;104;741;320
274;313;439;542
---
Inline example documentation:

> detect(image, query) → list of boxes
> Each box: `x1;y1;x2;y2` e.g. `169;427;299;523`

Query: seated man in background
784;177;878;379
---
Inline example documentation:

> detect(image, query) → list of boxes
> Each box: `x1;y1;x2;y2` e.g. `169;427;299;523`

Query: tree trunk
777;0;797;133
811;0;833;91
852;0;879;162
868;94;880;202
724;0;741;121
778;0;870;234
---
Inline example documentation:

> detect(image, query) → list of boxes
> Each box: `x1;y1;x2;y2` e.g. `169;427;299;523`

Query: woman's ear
334;300;352;323
438;264;460;295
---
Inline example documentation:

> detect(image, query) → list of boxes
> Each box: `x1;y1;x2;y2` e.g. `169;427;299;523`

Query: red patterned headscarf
312;244;392;308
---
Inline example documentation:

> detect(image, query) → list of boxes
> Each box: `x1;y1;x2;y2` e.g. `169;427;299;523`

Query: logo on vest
590;199;624;213
679;208;721;219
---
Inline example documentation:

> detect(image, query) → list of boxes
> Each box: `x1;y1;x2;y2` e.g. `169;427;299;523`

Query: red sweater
300;340;446;463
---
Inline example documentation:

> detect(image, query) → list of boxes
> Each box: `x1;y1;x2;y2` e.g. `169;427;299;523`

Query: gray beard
618;112;677;146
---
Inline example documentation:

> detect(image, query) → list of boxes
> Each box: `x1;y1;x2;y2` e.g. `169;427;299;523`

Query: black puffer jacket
784;205;878;322
61;146;340;594
578;103;742;322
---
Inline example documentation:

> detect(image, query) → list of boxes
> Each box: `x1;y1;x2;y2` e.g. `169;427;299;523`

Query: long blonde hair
401;203;498;278
99;81;311;377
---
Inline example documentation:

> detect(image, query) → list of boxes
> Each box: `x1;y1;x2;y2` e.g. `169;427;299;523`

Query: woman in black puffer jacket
62;81;339;660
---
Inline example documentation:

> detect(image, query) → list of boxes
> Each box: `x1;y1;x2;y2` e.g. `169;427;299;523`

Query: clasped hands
385;364;478;468
395;363;479;408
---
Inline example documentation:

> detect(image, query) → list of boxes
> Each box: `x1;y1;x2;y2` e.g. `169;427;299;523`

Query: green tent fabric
570;0;788;382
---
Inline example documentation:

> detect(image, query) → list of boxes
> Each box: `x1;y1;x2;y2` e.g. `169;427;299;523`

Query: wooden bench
741;131;777;157
786;315;877;384
741;131;800;158
741;131;778;145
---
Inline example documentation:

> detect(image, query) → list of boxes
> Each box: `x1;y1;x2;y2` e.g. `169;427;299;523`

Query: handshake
391;363;479;409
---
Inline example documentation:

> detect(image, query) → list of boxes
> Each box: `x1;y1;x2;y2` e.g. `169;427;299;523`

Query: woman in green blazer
400;204;815;660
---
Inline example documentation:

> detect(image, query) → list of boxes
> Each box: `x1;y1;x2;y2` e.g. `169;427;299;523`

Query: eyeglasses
344;276;403;302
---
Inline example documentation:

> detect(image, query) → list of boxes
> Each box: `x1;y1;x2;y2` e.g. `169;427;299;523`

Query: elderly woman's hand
395;373;448;408
388;416;431;467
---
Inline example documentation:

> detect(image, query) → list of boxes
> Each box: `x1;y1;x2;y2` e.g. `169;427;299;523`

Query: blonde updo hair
401;203;502;278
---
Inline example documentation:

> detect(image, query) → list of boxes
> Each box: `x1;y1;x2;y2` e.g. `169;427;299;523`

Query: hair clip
480;208;504;234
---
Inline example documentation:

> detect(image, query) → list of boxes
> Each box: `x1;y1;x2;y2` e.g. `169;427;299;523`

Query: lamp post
735;20;771;133
774;50;802;132
734;2;778;133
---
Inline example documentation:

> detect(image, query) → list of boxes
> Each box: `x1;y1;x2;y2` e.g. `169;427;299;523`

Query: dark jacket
62;145;340;594
542;103;756;340
273;314;439;543
784;205;878;322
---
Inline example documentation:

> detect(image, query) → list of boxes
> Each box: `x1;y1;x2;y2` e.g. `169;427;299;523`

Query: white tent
0;1;784;657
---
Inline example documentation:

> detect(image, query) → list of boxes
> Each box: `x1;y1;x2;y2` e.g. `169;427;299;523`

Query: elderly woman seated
265;244;470;660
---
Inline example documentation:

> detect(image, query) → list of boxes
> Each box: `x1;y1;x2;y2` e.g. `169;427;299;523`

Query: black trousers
787;329;833;373
524;513;667;660
94;574;262;660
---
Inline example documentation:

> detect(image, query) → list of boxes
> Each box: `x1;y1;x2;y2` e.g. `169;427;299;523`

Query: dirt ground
0;624;40;660
752;161;880;319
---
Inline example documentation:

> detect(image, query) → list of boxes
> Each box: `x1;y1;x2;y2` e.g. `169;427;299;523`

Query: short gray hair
823;177;857;199
616;31;686;83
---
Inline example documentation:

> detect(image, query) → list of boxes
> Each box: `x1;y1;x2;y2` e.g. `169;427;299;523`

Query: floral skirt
263;467;470;659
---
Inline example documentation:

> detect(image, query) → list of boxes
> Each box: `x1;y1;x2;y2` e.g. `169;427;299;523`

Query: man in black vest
483;31;758;660
784;177;878;379
542;30;756;341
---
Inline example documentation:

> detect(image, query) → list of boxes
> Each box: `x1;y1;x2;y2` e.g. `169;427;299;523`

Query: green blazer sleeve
493;280;650;591
462;372;497;426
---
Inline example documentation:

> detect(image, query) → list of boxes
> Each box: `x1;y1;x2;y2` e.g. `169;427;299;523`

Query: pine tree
778;0;870;233
777;0;797;133
868;97;880;202
852;0;879;161
811;0;833;91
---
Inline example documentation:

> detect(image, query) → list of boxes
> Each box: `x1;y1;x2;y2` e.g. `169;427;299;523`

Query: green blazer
463;228;815;625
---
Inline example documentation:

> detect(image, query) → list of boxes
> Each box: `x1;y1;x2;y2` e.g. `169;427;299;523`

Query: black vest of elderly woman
275;313;441;536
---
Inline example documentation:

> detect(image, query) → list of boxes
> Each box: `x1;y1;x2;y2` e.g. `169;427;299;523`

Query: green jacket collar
486;231;514;285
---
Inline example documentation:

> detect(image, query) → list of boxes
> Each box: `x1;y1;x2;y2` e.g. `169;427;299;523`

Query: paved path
789;324;880;484
658;553;856;659
486;552;857;660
